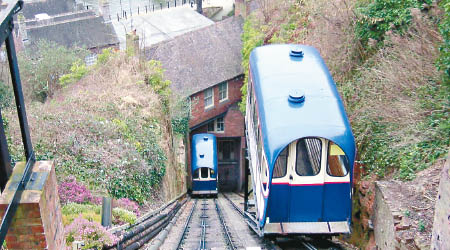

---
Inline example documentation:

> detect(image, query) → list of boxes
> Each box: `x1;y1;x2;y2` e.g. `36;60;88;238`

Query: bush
114;198;140;217
65;216;118;249
355;0;432;44
240;17;265;112
0;81;12;109
58;176;94;204
18;40;88;102
58;59;88;87
96;48;115;66
108;118;166;204
61;203;102;226
437;0;450;78
112;207;137;225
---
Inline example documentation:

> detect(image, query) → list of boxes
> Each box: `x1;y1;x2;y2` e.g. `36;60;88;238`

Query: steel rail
198;199;208;250
176;199;198;249
301;240;318;250
214;198;237;250
222;193;244;217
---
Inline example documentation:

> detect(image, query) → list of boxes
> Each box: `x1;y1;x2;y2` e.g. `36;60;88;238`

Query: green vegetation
58;60;88;87
61;203;102;225
437;0;450;78
239;16;265;112
6;49;181;205
112;207;137;225
0;81;12;109
355;0;432;44
418;220;426;232
18;40;88;102
108;117;166;203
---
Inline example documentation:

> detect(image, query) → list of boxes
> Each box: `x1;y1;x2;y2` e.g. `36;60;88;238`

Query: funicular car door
288;138;325;222
322;142;351;222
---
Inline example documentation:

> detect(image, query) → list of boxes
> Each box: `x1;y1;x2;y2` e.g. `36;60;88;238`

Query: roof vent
288;89;305;103
199;154;205;158
290;47;304;57
203;137;209;141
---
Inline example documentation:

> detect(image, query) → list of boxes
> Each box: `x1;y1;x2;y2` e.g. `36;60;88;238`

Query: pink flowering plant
65;216;118;249
58;176;96;204
114;198;140;217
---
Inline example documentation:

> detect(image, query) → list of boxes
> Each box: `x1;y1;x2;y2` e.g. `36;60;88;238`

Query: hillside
3;51;186;205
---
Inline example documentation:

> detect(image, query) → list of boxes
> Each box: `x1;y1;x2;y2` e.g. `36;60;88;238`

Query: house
18;10;119;65
146;16;245;192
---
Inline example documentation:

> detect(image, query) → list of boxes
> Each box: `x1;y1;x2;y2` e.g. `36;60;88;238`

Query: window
207;117;225;133
273;146;288;178
201;168;209;178
193;169;200;179
85;53;97;66
296;138;322;176
204;88;214;109
218;82;228;102
216;117;224;132
218;141;235;161
207;121;215;132
327;142;349;177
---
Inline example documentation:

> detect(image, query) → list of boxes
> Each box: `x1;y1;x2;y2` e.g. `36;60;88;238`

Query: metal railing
0;0;36;245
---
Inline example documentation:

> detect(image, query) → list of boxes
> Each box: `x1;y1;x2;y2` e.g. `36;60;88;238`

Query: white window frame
218;82;228;102
206;117;225;133
204;88;214;109
216;117;224;132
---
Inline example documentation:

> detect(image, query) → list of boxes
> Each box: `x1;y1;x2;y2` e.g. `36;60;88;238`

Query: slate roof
22;0;75;20
26;14;119;50
145;16;244;97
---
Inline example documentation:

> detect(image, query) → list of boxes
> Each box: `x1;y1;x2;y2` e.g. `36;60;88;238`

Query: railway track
176;198;238;249
221;192;346;250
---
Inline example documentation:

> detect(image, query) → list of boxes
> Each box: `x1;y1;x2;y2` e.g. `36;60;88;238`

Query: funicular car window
201;168;209;179
273;146;288;178
296;138;322;176
327;142;349;177
193;169;200;179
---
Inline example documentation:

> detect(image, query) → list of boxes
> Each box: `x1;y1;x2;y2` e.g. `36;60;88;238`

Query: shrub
437;0;450;78
65;216;118;249
18;40;88;102
59;59;88;87
58;176;93;204
61;203;102;226
114;198;140;217
355;0;432;44
96;48;115;66
240;17;265;112
0;81;12;109
112;207;137;225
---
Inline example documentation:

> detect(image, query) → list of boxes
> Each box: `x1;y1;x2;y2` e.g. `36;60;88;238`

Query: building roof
145;15;244;97
26;14;119;50
22;0;75;20
112;7;214;50
249;44;355;170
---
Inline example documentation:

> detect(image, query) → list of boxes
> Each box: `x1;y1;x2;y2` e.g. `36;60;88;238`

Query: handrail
0;0;37;245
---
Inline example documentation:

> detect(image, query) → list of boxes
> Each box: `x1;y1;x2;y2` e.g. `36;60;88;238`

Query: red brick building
146;16;245;192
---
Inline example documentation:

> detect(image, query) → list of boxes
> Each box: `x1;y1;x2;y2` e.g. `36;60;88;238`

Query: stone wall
431;153;450;249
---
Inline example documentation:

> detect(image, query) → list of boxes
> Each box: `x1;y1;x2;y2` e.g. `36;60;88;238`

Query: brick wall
0;161;65;249
189;103;245;191
189;75;244;128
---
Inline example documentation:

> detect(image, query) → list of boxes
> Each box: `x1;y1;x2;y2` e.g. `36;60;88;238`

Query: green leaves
355;0;430;44
18;40;89;102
